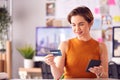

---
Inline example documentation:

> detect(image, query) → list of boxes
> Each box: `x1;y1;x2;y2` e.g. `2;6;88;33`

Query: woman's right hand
44;54;55;66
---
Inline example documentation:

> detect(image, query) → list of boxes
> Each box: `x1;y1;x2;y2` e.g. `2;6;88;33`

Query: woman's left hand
88;65;104;78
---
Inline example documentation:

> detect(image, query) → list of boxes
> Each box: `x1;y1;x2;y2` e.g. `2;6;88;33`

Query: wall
12;0;45;78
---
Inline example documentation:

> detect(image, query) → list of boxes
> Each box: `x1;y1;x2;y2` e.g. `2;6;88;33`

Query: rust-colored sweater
64;38;100;78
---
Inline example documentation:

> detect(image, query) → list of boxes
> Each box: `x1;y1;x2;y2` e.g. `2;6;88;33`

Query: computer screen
112;26;120;57
36;27;75;56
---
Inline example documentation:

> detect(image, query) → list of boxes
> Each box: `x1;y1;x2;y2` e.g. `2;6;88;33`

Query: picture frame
112;26;120;57
46;2;55;16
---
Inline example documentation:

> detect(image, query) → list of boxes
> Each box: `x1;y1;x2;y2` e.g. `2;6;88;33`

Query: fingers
89;66;103;77
44;54;55;66
44;54;53;60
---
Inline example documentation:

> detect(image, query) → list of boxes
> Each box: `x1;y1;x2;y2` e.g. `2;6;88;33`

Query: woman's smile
75;31;83;36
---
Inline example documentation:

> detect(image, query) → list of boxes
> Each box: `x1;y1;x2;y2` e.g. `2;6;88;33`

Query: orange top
64;38;100;78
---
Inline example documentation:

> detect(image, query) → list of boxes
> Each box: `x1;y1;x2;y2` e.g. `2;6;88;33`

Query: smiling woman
44;6;108;79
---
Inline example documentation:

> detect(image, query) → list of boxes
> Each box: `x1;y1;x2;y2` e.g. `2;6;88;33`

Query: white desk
11;78;119;80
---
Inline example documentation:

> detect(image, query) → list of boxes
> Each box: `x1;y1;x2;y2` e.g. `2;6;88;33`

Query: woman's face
71;15;91;39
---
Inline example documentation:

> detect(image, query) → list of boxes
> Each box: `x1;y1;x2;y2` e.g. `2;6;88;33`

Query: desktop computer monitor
112;26;120;57
35;27;75;56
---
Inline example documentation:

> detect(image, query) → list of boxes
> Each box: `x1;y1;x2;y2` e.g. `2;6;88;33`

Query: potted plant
17;45;35;68
0;6;12;52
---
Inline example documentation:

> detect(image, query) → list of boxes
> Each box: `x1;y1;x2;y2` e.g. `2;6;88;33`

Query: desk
63;78;120;80
19;67;42;79
11;78;119;80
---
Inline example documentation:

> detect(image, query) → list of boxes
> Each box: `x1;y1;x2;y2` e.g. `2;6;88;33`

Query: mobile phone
86;59;101;72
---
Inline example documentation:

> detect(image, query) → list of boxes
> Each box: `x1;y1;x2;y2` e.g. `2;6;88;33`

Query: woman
44;6;108;79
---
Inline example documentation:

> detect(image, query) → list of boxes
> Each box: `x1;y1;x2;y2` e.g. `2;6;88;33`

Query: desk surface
11;78;119;80
63;78;120;80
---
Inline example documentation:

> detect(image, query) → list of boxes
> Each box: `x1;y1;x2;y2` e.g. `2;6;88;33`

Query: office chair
41;61;53;79
109;61;119;79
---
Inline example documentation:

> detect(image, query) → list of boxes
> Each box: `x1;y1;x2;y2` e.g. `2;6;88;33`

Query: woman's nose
75;26;80;31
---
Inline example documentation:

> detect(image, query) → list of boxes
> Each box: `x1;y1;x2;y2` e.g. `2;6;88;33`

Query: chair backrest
41;61;53;79
109;61;120;79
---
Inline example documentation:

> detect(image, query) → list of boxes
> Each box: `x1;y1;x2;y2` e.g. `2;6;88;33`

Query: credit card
50;50;62;56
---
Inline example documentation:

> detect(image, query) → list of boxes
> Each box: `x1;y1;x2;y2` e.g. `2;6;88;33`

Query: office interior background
0;0;120;79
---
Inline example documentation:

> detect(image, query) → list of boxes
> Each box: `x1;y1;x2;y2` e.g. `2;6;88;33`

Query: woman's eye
78;23;84;26
71;24;75;27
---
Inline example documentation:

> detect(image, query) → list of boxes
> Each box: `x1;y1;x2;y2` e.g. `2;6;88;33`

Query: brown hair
67;6;94;24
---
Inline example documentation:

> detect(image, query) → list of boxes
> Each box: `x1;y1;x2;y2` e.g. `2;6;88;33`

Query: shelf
0;41;12;79
19;67;41;73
